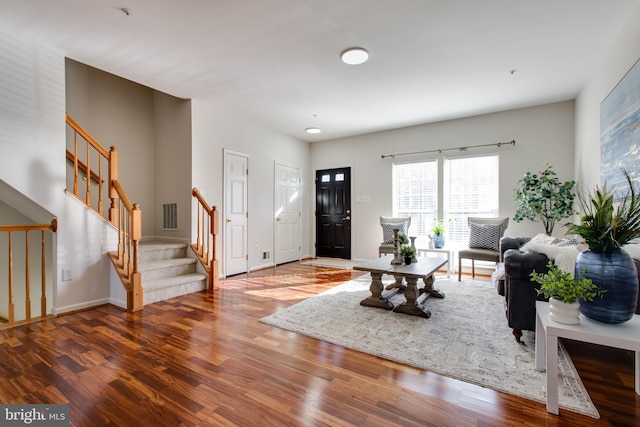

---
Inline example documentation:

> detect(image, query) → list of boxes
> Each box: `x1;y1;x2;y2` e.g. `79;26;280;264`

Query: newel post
129;203;143;311
108;146;119;227
210;207;219;290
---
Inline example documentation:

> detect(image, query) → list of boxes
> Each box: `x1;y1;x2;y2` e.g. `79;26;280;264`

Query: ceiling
1;0;637;142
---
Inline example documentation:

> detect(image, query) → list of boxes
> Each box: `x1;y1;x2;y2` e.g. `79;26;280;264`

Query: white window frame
393;152;499;247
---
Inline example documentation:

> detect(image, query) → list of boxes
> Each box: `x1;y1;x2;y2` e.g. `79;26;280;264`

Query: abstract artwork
601;57;640;192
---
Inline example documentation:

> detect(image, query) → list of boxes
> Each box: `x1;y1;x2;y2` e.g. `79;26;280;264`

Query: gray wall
65;59;192;240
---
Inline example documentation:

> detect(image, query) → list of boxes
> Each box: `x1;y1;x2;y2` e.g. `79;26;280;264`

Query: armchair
457;217;509;281
379;216;411;257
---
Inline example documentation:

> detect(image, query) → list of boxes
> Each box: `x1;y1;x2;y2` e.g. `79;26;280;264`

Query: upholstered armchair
379;216;411;257
457;217;509;281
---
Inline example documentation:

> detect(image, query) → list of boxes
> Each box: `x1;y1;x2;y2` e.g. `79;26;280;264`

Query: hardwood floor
0;262;638;426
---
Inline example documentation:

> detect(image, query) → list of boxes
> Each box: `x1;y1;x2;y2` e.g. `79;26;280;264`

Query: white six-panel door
274;163;301;265
224;150;248;276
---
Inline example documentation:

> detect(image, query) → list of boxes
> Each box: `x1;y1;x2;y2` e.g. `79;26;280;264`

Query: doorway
223;150;249;276
315;167;351;259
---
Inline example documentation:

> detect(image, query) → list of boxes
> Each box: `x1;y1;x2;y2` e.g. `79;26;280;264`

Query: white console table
417;247;453;278
535;301;640;415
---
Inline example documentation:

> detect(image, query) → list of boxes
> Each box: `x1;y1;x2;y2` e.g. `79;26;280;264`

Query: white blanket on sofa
521;238;580;275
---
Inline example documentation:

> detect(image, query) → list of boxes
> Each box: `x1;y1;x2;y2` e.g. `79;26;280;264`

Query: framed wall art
600;57;640;192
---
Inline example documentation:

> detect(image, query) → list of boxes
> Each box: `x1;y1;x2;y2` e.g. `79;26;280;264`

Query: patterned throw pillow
382;222;408;243
468;223;502;251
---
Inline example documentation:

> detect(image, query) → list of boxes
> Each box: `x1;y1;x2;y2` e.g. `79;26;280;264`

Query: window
392;160;437;238
393;154;499;245
444;155;499;244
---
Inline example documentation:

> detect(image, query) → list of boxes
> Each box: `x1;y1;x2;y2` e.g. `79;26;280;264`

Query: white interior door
274;163;301;265
224;150;248;276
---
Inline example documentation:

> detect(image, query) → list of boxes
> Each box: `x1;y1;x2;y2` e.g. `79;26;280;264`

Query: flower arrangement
432;218;455;235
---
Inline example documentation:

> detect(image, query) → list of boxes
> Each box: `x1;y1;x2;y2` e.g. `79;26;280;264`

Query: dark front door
315;167;351;259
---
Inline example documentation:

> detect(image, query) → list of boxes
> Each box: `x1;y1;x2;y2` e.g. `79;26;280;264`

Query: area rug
300;258;358;270
260;276;599;418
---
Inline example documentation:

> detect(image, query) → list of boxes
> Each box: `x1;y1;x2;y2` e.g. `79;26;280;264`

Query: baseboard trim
52;297;111;316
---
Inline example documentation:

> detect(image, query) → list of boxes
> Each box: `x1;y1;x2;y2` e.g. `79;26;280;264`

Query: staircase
139;242;208;305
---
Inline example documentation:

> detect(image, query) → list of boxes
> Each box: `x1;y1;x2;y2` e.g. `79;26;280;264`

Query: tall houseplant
564;169;640;323
513;165;576;235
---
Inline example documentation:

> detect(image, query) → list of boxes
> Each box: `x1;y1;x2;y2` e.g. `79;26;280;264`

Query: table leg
535;312;546;372
636;351;640;395
421;275;445;299
393;276;431;318
360;272;394;310
446;252;450;278
385;274;406;290
546;334;559;415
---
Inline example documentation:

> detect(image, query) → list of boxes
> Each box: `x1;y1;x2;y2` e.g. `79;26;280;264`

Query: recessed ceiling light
305;127;322;134
341;48;369;65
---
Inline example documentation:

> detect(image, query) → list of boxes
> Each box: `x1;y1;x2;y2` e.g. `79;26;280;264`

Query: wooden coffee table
354;255;447;318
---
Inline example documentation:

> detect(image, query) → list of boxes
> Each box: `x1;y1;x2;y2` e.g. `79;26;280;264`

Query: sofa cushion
468;223;502;251
382;222;408;243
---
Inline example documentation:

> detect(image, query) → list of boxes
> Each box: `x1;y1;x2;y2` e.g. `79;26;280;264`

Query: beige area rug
300;257;358;270
260;275;599;418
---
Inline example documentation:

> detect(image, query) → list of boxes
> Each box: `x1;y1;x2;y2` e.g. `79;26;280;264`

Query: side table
535;300;640;415
417;247;452;278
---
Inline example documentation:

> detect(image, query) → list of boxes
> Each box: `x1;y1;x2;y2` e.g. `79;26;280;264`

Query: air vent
162;202;178;230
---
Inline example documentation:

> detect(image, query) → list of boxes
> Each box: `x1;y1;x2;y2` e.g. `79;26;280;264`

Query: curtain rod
381;139;516;159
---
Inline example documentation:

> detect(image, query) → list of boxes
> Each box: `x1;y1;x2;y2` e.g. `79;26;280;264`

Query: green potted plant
513;165;576;235
563;169;640;323
399;245;417;265
531;261;605;324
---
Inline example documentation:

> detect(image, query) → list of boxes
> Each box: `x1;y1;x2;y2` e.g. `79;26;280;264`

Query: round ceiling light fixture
305;127;322;134
340;47;369;65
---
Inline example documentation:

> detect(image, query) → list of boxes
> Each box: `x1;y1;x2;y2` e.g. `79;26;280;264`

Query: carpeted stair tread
138;257;196;272
144;273;207;291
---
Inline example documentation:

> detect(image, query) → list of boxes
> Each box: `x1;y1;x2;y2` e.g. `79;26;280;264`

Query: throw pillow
468;223;502;251
382;222;407;244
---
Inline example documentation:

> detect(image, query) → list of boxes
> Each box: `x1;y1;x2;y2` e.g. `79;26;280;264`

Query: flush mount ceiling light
305;127;322;134
340;47;369;65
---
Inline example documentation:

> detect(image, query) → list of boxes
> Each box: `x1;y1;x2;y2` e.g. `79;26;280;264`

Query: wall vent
162;202;178;230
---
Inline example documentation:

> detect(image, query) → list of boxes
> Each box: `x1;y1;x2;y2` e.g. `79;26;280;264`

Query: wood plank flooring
0;262;638;426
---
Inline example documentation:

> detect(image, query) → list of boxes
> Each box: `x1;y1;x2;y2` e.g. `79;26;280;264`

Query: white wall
191;99;311;274
311;101;575;261
0;30;119;315
575;5;640;191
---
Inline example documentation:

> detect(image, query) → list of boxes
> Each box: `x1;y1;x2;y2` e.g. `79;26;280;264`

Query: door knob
226;218;232;223
343;216;351;220
276;217;281;221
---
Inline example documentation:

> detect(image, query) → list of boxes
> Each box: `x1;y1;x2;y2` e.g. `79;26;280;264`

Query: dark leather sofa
498;237;548;343
498;236;640;344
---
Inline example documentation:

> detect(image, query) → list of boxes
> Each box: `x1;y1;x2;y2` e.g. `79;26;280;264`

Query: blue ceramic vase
576;248;639;324
433;233;445;249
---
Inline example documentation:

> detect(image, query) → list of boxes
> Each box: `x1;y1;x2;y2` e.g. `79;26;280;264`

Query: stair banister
0;219;57;327
65;113;142;312
191;188;219;291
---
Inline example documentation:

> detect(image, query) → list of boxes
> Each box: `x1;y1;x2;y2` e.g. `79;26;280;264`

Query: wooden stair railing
0;219;57;327
107;181;143;311
191;188;219;291
66;113;142;312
